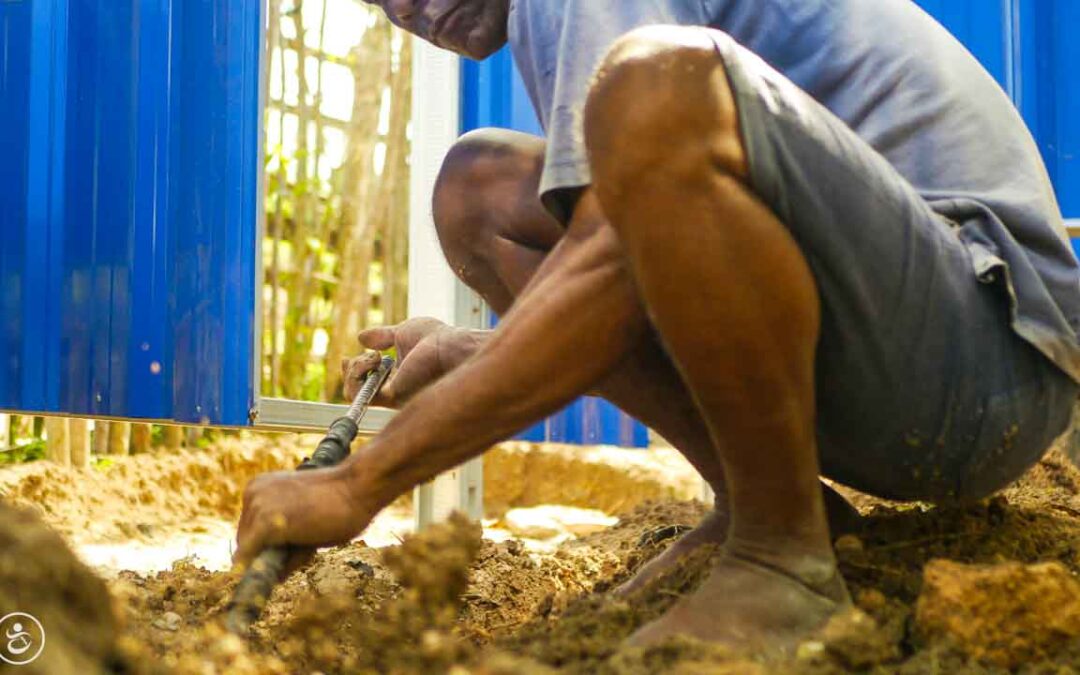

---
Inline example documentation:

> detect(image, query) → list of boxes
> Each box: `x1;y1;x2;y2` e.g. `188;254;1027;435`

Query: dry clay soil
5;440;1080;673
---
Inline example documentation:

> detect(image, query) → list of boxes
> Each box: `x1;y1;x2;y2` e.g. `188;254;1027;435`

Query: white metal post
409;37;485;527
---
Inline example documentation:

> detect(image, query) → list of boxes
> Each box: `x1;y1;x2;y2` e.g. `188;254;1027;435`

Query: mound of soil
9;442;1080;673
0;437;696;550
0;503;120;675
0;435;312;541
483;443;700;517
97;495;706;674
915;559;1080;668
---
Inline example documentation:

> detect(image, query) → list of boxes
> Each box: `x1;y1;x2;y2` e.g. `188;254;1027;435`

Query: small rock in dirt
346;559;375;577
152;611;182;632
834;534;864;555
855;588;887;613
210;632;246;659
795;640;826;661
915;559;1080;668
819;608;900;668
834;534;867;565
310;565;356;597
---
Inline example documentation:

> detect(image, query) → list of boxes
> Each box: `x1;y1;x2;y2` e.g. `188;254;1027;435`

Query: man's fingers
237;476;266;535
377;356;440;406
375;380;397;407
343;352;381;399
234;507;292;569
358;326;395;350
233;515;270;569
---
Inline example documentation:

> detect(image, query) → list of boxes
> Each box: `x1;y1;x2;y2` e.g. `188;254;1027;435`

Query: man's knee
433;128;543;264
584;26;746;189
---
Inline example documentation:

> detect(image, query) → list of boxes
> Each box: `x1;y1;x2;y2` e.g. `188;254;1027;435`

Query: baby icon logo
0;613;45;666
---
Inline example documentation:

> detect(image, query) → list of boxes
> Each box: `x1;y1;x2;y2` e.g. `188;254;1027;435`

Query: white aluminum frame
406;39;486;527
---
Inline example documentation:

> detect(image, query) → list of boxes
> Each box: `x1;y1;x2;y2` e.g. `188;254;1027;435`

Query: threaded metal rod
225;355;394;635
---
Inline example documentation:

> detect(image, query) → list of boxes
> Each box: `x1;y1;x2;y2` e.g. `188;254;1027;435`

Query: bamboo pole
268;0;286;396
376;36;413;328
279;0;315;397
0;414;8;450
322;18;392;399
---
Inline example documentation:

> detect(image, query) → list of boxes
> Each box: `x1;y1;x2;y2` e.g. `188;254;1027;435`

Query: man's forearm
345;195;645;509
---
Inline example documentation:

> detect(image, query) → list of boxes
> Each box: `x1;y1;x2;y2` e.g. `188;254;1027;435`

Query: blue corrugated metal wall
462;0;1080;446
460;54;650;448
0;0;260;425
915;0;1080;226
1;1;1077;437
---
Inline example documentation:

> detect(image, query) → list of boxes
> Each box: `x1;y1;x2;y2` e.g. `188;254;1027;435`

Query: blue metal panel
1008;0;1080;220
0;1;32;409
466;4;1080;446
0;0;261;425
914;0;1010;88
461;47;542;136
916;0;1080;221
169;0;261;425
462;48;648;448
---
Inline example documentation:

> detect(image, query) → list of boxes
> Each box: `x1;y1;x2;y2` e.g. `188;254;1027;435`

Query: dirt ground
4;440;1080;673
0;436;697;572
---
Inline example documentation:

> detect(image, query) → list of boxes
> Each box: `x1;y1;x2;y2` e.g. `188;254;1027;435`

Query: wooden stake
44;417;71;466
12;416;34;443
0;414;9;451
131;423;152;454
93;421;110;457
164;425;184;453
69;419;90;468
108;421;131;456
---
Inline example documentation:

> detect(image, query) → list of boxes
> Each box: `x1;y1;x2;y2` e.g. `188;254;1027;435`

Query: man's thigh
702;28;1077;501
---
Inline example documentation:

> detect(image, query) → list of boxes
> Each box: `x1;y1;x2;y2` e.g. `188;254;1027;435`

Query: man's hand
233;467;372;572
341;317;484;407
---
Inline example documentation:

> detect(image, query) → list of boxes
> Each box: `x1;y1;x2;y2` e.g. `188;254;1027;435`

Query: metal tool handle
224;356;394;635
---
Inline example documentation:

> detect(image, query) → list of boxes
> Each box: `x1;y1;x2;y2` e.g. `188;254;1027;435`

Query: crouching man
236;0;1080;652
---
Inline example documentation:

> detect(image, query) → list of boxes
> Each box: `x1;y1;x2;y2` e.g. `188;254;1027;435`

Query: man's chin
461;43;504;60
432;32;506;60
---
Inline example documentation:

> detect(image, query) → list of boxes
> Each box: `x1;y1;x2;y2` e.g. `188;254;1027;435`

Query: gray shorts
709;31;1078;501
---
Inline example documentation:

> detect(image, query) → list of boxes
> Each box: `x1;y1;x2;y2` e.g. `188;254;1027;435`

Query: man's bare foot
614;510;728;597
627;550;851;652
614;486;862;598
